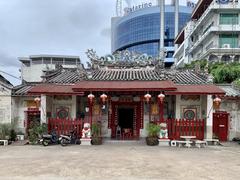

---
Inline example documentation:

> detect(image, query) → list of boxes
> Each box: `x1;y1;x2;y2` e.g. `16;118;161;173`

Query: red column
159;102;164;122
89;101;93;127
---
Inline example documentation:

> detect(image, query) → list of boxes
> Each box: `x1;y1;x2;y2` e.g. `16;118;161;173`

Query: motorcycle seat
42;134;52;138
60;135;69;139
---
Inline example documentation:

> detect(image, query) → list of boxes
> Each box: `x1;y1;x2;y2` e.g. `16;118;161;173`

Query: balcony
189;0;240;39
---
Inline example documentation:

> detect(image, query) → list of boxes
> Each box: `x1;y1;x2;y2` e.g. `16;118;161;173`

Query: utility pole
175;0;179;51
159;0;165;62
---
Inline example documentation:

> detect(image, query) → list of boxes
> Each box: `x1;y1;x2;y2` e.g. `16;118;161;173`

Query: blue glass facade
111;5;193;64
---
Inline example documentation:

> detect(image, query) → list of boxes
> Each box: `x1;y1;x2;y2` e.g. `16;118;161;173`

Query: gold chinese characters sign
151;103;159;115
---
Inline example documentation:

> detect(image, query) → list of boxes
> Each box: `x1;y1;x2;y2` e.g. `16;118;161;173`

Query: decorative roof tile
12;83;37;96
46;69;87;84
217;84;240;97
0;74;13;87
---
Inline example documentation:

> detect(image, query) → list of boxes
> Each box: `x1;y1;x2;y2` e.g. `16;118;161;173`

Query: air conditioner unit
222;44;231;48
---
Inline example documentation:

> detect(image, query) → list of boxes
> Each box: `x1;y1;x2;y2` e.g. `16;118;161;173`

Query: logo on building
124;2;152;15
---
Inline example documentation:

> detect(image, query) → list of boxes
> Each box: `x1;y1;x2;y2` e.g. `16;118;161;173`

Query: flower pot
146;137;159;146
91;137;102;145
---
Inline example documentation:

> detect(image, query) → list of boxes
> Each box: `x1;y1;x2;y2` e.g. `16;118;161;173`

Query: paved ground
0;142;240;180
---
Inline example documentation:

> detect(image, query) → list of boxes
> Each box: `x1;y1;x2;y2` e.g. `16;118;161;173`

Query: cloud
0;51;20;67
100;28;111;38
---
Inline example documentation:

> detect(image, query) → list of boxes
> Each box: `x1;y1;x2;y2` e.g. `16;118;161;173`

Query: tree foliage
184;60;240;83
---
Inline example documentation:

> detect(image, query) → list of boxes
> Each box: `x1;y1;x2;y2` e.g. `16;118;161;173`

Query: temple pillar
206;95;213;139
159;101;164;122
40;94;47;124
89;101;93;126
72;95;77;118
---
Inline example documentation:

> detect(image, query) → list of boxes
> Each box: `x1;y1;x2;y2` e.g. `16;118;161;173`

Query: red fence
156;119;205;140
48;118;84;138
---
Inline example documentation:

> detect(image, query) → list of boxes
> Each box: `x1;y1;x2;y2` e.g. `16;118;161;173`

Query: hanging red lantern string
158;92;165;104
100;93;108;104
144;93;151;103
88;93;95;104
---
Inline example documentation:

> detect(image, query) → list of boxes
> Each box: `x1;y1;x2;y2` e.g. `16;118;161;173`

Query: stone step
103;138;145;145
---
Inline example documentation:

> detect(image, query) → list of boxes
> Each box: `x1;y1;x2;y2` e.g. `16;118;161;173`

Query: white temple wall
221;99;240;140
0;85;12;124
175;95;206;119
51;95;76;118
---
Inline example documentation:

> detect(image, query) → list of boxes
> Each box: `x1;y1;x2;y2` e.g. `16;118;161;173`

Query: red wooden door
213;112;229;141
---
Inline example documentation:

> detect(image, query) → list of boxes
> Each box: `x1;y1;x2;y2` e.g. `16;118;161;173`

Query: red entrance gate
24;108;40;135
109;101;144;139
213;111;229;141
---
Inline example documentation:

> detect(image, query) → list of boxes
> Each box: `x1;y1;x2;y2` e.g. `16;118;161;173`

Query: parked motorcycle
59;127;80;146
40;129;59;146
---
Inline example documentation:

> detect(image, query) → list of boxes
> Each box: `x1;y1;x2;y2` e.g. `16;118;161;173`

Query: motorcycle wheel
60;139;68;146
42;139;49;146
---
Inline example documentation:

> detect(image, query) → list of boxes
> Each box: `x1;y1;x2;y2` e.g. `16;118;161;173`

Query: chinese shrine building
27;50;225;140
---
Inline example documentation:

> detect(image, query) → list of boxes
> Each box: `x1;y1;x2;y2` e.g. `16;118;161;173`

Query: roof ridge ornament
86;49;165;69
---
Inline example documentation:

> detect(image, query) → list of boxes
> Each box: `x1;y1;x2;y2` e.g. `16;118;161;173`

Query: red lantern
158;93;165;103
88;93;95;103
144;93;151;103
100;93;108;104
34;97;41;108
213;96;221;109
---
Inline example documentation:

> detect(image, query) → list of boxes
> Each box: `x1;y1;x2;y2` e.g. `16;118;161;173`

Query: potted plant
146;123;160;146
91;122;102;145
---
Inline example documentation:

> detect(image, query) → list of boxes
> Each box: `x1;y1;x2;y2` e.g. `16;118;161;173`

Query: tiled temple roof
42;67;208;85
174;71;208;85
217;84;240;97
0;74;13;87
91;68;208;84
91;68;172;81
46;68;87;84
12;83;37;96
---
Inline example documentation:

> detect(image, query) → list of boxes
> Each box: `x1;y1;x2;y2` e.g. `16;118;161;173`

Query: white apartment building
174;0;240;67
19;55;81;82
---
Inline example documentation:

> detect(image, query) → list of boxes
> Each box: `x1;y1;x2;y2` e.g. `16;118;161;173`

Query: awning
72;81;177;92
166;85;225;95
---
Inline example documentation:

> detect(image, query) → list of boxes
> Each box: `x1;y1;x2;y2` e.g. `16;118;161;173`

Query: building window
219;13;239;25
219;34;238;48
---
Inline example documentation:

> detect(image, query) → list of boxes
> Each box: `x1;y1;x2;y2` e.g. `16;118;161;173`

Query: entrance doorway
213;111;229;141
25;108;40;135
110;101;143;139
118;107;134;139
118;108;134;130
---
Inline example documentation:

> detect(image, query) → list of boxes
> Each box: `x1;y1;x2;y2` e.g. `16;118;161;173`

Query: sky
0;0;197;85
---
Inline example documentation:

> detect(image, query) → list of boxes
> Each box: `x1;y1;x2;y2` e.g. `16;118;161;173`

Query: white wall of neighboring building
174;0;240;66
11;96;36;133
20;55;81;82
0;85;12;124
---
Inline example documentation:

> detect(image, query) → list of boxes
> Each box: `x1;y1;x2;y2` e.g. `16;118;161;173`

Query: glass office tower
111;5;193;66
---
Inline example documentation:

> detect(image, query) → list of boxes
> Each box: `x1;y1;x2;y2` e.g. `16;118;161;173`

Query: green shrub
28;121;47;144
91;123;101;137
9;129;17;141
146;123;160;138
0;123;11;140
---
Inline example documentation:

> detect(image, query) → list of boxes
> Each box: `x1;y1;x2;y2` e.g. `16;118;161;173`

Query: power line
0;69;21;80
